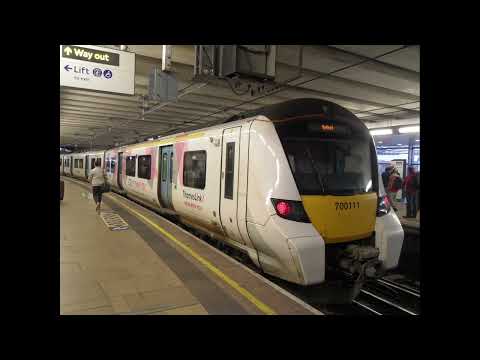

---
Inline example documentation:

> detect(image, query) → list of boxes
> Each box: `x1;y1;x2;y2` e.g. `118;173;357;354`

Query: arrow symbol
64;46;72;56
64;65;72;72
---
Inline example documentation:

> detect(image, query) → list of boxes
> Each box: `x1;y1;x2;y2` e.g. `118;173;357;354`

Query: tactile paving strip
100;212;129;231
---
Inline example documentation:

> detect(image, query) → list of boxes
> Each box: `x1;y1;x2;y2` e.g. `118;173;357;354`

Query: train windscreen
275;118;374;196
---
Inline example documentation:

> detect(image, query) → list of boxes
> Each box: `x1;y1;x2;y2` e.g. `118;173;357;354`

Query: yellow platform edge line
105;194;277;315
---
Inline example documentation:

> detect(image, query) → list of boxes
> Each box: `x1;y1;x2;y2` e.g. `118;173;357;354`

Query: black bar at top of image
61;45;120;66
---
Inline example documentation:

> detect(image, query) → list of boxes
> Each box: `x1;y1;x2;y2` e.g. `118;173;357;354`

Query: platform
394;202;420;231
60;177;321;315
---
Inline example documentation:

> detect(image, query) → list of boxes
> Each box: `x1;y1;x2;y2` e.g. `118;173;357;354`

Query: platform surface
60;177;320;315
394;202;420;230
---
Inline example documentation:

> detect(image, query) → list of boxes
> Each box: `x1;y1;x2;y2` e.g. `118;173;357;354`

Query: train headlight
271;198;310;223
377;195;391;217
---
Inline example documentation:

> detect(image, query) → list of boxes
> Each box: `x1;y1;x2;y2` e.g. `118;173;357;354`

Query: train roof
224;98;359;123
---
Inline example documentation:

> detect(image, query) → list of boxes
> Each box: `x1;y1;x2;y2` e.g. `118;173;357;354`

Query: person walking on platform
402;166;418;219
88;159;106;214
387;168;402;212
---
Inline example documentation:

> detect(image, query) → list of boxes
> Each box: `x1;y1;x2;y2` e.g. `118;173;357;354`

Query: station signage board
60;45;135;95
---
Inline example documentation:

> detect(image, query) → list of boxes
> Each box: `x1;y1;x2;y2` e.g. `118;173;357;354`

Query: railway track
352;278;420;315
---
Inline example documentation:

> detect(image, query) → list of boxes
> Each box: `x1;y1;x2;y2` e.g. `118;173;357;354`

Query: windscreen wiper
305;147;325;194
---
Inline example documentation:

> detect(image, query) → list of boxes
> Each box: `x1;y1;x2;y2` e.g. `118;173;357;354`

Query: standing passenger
387;168;402;212
382;166;392;190
89;159;106;214
402;166;418;218
416;171;420;220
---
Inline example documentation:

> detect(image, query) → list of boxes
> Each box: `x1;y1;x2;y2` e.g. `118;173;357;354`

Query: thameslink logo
183;190;204;202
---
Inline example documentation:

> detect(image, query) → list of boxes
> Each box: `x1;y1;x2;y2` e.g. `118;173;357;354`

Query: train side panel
121;145;161;208
171;130;225;237
72;154;86;179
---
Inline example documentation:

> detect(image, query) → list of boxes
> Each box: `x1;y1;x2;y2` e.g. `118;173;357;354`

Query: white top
90;166;105;186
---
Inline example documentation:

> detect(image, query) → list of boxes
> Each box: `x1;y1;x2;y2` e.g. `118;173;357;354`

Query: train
60;98;404;286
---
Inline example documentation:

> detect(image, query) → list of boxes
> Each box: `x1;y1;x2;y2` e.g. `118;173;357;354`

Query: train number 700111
335;201;360;210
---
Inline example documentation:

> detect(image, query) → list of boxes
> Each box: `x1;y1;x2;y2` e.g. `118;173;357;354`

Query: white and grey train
60;98;404;286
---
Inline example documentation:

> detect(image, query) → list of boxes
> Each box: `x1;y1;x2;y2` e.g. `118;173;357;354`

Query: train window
74;159;78;168
138;155;151;179
284;139;373;195
106;160;111;173
170;153;173;183
224;142;235;199
126;156;136;177
111;158;116;173
91;158;95;169
79;159;84;169
98;158;102;167
183;151;206;189
162;153;167;181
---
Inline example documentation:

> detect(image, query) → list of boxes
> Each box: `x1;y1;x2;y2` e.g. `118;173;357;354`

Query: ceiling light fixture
370;128;393;136
398;125;420;134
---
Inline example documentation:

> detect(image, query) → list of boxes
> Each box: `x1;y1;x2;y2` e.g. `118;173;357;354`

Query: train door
219;127;244;244
117;152;124;190
70;156;73;176
159;145;173;209
85;155;89;179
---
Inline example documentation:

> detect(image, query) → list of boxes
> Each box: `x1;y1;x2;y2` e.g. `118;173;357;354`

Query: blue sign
103;69;113;79
93;68;103;77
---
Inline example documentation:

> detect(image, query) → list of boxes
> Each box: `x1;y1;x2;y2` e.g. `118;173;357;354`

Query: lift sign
60;44;135;95
62;45;120;66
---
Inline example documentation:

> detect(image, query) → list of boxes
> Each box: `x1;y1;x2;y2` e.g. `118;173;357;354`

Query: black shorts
92;186;103;203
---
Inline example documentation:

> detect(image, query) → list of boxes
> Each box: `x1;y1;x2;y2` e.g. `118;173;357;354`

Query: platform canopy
60;45;420;150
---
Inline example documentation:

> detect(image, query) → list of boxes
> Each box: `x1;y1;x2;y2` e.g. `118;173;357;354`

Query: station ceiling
60;45;420;150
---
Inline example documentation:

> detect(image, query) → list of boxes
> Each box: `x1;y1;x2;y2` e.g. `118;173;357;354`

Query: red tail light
276;201;292;216
271;198;310;223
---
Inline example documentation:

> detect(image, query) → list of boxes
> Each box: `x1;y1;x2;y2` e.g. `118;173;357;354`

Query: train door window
224;142;235;199
91;158;95;169
79;159;84;169
106;160;111;173
126;156;136;177
183;151;206;189
162;153;167;181
111;158;116;173
74;159;78;168
170;153;173;183
98;158;102;167
138;155;151;179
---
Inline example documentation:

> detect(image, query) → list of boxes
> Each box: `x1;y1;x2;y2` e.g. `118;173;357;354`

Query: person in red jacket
402;166;419;218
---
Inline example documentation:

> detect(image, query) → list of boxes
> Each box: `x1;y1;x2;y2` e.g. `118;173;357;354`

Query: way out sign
60;45;135;95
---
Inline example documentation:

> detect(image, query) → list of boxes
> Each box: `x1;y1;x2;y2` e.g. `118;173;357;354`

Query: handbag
102;182;111;193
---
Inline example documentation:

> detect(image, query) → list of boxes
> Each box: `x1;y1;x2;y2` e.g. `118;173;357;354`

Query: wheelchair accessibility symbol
103;69;113;79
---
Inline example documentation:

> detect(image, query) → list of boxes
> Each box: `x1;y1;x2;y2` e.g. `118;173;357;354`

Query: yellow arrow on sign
64;47;72;56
